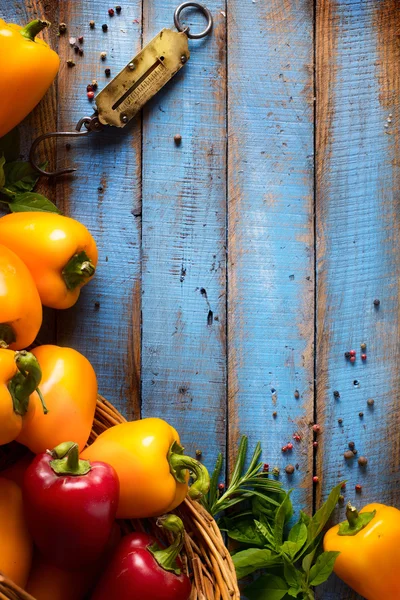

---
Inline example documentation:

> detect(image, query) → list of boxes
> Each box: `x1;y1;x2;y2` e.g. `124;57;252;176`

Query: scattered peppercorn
281;445;288;453
100;51;107;61
355;484;362;493
344;450;354;460
313;441;318;448
293;433;301;442
66;59;75;68
102;23;108;31
353;449;358;455
373;299;380;307
359;412;364;418
350;349;356;357
78;35;84;43
341;483;346;489
58;23;67;34
350;356;356;363
92;79;98;89
338;494;345;505
344;351;350;359
348;441;355;449
360;342;367;351
338;418;343;425
94;301;100;310
74;45;79;54
174;134;182;145
89;20;95;28
272;411;277;418
313;476;319;484
358;456;368;467
87;91;95;100
353;380;359;386
287;442;293;450
116;5;122;13
78;48;84;56
87;84;93;92
272;466;280;477
294;389;300;399
218;482;225;491
105;68;111;77
263;463;269;472
195;449;202;457
65;143;71;151
108;8;115;16
367;398;375;407
312;424;321;433
361;354;367;361
333;390;340;398
285;464;295;475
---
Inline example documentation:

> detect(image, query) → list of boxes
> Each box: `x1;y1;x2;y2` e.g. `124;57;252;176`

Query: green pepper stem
62;251;96;291
148;515;185;575
168;441;210;500
20;19;50;42
346;503;359;528
50;441;91;476
0;323;16;348
8;351;43;416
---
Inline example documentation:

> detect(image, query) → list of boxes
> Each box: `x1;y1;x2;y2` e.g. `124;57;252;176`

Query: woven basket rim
0;395;240;600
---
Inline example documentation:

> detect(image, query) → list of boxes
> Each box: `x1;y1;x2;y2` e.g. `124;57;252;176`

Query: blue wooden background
2;1;400;598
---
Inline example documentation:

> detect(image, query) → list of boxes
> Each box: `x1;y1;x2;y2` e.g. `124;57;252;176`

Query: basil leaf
254;519;276;549
287;521;307;557
302;547;317;574
274;493;292;548
0;128;20;162
309;551;340;587
0;154;5;189
306;482;344;545
233;548;281;579
3;161;42;193
9;192;61;214
244;574;288;600
287;587;301;598
283;558;301;588
280;540;300;558
299;510;311;527
225;517;266;546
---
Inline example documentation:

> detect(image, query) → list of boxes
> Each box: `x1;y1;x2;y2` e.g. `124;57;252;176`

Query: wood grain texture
227;0;314;510
53;0;142;417
140;2;227;469
316;1;400;597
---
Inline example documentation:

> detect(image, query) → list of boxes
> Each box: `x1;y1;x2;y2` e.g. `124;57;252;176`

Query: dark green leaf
283;558;301;588
274;493;292;548
3;161;42;193
255;519;276;549
230;436;248;487
309;551;340;587
233;548;281;579
225;517;265;546
9;192;61;214
0;154;5;189
280;540;300;558
299;511;311;527
288;522;307;547
1;187;17;200
287;587;301;598
0;128;20;162
244;574;288;600
302;548;317;575
202;452;223;514
306;482;344;545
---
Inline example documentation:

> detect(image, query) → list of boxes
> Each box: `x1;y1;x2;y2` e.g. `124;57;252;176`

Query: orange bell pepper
81;418;210;519
0;212;98;309
0;477;32;588
0;349;43;446
0;18;59;137
0;244;42;350
16;345;98;454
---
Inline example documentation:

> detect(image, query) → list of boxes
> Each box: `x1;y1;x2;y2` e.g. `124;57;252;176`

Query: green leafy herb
203;437;343;600
0;130;60;215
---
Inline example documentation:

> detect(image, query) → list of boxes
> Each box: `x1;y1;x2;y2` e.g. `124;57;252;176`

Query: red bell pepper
23;441;119;570
91;514;192;600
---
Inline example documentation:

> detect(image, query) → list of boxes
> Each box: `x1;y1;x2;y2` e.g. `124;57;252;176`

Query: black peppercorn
105;68;111;77
102;23;108;31
333;390;340;398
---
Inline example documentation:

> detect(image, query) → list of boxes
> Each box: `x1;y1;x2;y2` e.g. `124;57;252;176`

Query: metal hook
174;2;213;39
29;115;103;177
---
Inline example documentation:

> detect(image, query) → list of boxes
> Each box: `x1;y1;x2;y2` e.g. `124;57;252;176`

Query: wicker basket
0;396;240;600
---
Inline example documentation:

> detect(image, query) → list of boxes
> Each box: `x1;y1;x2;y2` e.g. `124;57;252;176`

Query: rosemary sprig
201;435;282;516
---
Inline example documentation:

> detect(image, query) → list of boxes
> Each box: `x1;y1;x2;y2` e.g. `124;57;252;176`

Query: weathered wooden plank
54;1;142;417
140;2;227;469
227;0;315;510
316;1;400;597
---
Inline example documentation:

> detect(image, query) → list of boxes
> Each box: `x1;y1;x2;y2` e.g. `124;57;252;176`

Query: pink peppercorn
282;445;288;453
312;424;321;433
87;91;95;100
355;484;362;493
361;354;367;361
350;350;356;357
218;482;225;491
263;463;269;472
108;8;115;16
313;441;318;448
287;443;293;450
350;356;356;363
313;476;319;484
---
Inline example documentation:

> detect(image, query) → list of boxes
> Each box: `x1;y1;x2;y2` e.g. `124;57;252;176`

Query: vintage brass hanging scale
29;2;213;176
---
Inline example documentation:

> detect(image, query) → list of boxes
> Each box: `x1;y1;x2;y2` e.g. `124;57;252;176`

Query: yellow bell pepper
324;502;400;599
0;18;59;137
81;418;210;519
